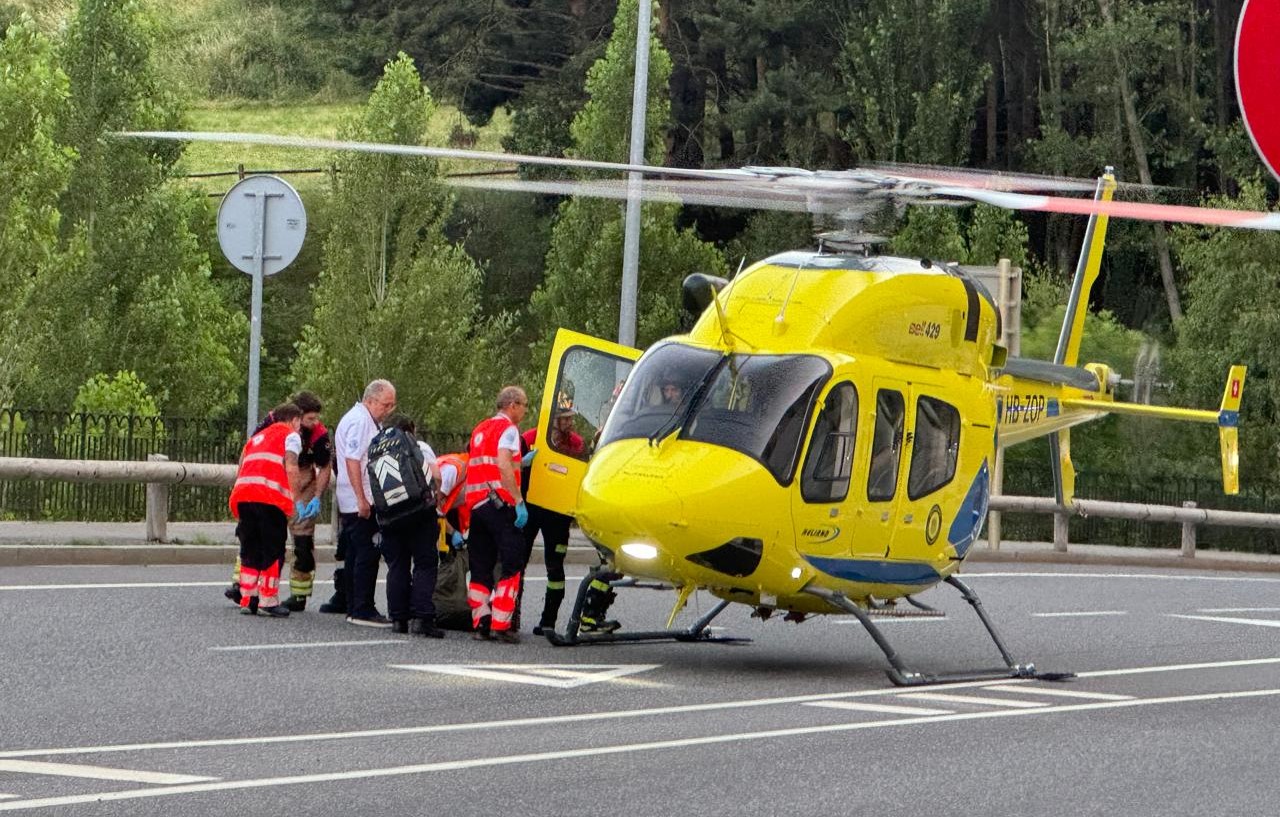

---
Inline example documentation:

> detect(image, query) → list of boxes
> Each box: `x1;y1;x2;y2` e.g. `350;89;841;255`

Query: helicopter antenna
774;255;815;335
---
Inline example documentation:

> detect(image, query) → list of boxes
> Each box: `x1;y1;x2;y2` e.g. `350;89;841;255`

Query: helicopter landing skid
806;576;1075;687
545;566;749;646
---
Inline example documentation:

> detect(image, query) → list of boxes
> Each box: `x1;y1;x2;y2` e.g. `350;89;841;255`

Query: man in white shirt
322;379;398;626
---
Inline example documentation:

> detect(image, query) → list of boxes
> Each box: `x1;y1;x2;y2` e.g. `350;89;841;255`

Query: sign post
216;175;307;438
1236;0;1280;182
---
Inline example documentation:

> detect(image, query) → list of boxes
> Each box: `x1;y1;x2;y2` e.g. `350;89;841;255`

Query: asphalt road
1;561;1278;816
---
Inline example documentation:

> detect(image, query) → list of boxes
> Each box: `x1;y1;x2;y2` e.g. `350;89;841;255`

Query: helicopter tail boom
1058;364;1246;495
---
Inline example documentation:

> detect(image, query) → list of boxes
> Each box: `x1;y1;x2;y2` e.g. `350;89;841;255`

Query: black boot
283;595;307;612
412;617;445;639
318;568;347;614
224;584;242;605
472;615;492;640
392;619;410;634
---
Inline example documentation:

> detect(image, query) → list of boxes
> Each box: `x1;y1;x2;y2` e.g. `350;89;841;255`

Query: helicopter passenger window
800;383;858;503
907;396;961;500
867;389;905;502
549;347;637;462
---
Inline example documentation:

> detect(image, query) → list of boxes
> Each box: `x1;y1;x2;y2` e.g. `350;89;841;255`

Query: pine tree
531;0;726;353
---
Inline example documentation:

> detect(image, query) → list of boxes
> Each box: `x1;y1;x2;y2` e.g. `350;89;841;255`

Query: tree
531;0;727;354
0;16;73;407
839;0;990;165
19;0;244;415
293;54;512;434
1169;181;1280;487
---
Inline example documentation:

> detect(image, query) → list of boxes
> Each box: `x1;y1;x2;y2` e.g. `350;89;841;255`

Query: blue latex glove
294;500;315;521
520;448;538;468
449;530;465;548
514;501;529;529
301;496;321;519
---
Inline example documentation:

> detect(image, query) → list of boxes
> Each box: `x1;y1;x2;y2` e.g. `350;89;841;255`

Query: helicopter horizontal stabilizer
1058;365;1246;495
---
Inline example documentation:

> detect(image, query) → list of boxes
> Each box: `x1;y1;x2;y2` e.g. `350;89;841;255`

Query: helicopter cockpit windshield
599;343;831;484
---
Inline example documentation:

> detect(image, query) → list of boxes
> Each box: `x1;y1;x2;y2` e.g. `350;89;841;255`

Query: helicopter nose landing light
621;542;660;560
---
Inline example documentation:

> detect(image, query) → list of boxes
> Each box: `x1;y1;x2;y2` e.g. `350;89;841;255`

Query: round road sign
216;175;307;276
1236;0;1280;182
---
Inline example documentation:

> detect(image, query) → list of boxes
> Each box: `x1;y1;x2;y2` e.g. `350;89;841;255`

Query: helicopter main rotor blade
117;130;754;182
118;130;1280;231
932;186;1280;232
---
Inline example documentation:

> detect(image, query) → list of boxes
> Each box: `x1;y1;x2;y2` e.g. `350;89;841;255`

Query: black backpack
366;427;433;524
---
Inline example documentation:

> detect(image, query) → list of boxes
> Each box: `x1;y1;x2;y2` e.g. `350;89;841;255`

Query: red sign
1236;0;1280;181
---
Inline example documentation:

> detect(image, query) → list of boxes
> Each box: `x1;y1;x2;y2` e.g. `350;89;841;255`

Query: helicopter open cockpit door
526;329;641;516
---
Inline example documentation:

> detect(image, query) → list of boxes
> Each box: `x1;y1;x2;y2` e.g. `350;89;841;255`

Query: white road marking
210;640;405;652
1170;614;1280;629
804;700;954;716
0;760;216;786
901;692;1049;709
0;577;575;592
3;688;1278;812
980;684;1132;701
1033;610;1128;618
391;664;661;689
5;655;1280;761
967;572;1280;584
1198;607;1280;613
1078;656;1280;678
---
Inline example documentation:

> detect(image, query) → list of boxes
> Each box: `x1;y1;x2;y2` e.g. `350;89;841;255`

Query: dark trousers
520;503;572;626
381;510;440;622
339;512;381;618
236;502;288;572
468;502;527;592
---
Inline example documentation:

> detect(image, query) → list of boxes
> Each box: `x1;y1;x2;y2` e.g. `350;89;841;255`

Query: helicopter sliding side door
526;329;641;516
887;384;964;561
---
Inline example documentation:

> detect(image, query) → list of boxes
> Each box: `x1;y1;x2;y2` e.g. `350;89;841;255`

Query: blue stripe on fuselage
802;555;942;586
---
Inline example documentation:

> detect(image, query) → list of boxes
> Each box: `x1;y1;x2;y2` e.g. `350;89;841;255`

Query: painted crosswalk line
901;692;1049;709
0;760;217;785
390;663;662;689
980;684;1133;701
804;700;955;716
1171;614;1280;629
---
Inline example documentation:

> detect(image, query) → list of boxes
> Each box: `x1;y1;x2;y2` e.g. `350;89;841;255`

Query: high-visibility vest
436;452;471;537
230;422;295;517
465;415;521;509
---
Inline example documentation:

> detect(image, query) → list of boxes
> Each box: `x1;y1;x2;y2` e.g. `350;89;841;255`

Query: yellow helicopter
521;170;1246;686
122;131;1261;685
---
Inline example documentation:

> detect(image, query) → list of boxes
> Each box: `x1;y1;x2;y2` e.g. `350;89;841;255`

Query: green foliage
1169;180;1280;486
0;16;73;406
18;0;244;415
71;370;159;416
890;205;1026;267
724;211;815;269
839;0;990;164
532;0;727;358
293;54;512;431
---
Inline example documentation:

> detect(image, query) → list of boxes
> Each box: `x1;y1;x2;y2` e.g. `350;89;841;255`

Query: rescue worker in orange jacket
229;402;316;617
463;386;530;643
225;392;331;611
435;452;470;546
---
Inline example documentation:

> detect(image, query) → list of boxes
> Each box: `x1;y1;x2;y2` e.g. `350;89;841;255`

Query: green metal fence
0;408;472;523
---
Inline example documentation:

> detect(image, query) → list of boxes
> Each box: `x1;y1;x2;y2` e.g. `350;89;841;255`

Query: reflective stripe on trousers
490;572;522;631
468;583;492;625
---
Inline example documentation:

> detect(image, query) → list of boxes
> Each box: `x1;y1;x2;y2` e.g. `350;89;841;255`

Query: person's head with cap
553;405;576;435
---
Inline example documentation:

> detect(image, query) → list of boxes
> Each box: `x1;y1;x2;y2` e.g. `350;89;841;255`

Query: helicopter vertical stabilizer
1048;168;1116;505
1218;366;1246;495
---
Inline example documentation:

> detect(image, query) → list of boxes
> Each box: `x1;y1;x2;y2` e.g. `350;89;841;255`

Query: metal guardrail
988;495;1280;558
